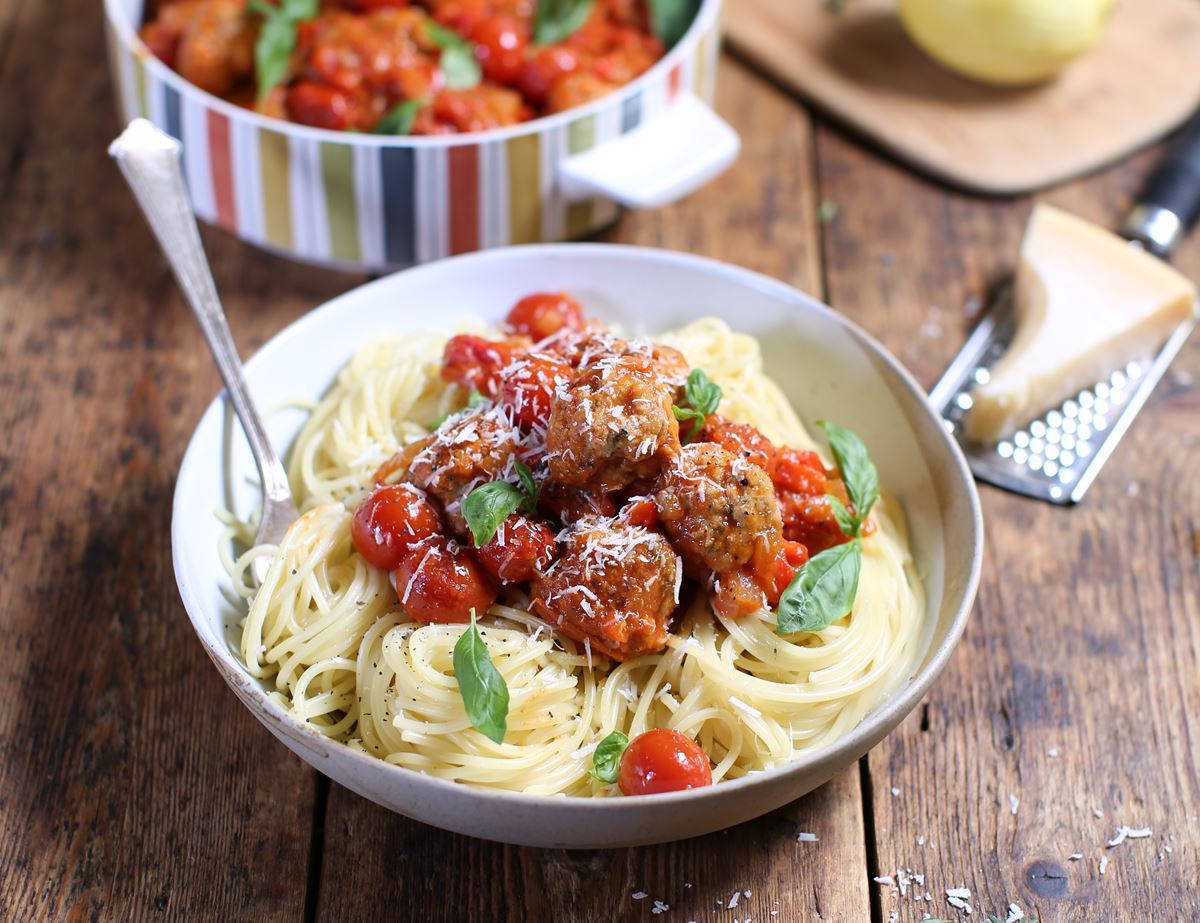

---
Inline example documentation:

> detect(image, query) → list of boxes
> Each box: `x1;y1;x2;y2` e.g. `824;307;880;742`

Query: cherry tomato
476;514;557;583
342;0;410;9
772;448;827;496
619;497;659;530
441;334;515;396
392;536;497;624
766;540;809;605
287;81;371;132
618;728;713;795
496;353;570;430
351;483;442;570
504;292;585;341
471;15;527;86
518;45;580;105
711;569;767;619
700;416;777;474
777;493;849;556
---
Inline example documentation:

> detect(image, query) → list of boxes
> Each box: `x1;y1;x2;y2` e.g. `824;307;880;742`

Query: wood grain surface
724;0;1200;195
1;0;1198;920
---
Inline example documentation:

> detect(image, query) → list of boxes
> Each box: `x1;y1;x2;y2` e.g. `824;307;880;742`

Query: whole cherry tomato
496;353;571;430
351;483;442;570
700;416;777;474
472;15;528;86
393;536;497;623
517;46;580;106
441;334;515;396
618;728;713;795
504;291;585;340
476;514;557;583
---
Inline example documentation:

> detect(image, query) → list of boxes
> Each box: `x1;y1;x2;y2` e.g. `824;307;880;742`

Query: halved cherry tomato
619;497;659;530
471;15;527;85
351;483;442;570
503;292;585;341
441;334;515;396
700;416;777;473
618;728;713;795
393;536;497;623
771;447;827;496
477;514;557;583
496;353;570;430
766;540;809;605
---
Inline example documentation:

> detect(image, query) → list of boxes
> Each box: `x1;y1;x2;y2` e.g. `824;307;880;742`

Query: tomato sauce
140;0;668;134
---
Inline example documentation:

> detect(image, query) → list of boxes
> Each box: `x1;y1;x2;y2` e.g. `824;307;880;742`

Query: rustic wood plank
816;123;1200;922
314;56;874;923
0;0;367;918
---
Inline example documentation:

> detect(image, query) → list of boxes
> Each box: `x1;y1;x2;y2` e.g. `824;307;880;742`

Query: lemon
898;0;1117;86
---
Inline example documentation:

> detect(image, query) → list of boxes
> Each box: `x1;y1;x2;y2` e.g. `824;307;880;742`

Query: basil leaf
282;0;317;18
826;495;857;538
683;368;722;416
452;611;509;744
373;98;422;135
647;0;700;48
534;0;595;45
514;459;540;513
589;730;629;783
776;539;862;634
467;388;490;408
251;0;316;102
462;481;525;547
818;420;878;527
672;404;706;444
426;20;482;90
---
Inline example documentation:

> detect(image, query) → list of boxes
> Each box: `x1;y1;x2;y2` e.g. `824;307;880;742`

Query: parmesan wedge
966;204;1197;442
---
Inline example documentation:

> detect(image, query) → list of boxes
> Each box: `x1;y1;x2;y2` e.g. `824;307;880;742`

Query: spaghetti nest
224;318;925;795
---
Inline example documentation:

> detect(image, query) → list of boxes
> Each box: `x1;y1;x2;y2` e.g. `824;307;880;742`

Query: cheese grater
932;109;1200;505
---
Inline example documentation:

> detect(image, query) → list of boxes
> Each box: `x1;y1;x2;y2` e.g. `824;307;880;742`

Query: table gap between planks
0;0;1197;920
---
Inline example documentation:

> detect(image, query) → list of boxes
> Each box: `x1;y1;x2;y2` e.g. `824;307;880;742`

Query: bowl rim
171;242;984;811
105;0;723;149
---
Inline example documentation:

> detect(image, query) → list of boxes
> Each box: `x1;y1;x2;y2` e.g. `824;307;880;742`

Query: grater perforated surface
930;287;1198;504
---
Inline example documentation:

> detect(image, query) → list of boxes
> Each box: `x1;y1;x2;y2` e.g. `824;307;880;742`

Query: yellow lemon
898;0;1117;86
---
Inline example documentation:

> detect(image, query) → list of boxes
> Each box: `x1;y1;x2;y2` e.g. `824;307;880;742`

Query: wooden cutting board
723;0;1200;194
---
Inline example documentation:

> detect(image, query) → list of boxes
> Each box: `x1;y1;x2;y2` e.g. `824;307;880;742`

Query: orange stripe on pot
448;144;480;255
207;110;238;231
668;62;682;100
507;132;541;244
320;142;361;263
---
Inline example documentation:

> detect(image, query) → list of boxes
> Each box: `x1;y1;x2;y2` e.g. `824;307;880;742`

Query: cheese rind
965;204;1197;442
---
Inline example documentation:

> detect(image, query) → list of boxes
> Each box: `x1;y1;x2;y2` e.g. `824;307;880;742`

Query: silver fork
109;119;298;584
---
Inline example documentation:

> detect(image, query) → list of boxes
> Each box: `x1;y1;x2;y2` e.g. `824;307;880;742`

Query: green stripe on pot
134;52;149;118
259;130;293;250
565;116;596;239
507;133;541;244
320;142;361;263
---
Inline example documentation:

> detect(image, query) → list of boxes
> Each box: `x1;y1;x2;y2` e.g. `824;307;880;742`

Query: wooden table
2;2;1198;920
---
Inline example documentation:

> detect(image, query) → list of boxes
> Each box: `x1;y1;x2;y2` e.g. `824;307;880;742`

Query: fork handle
109;119;292;505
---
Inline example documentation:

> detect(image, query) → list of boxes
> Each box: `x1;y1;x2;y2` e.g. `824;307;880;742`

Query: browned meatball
547;331;688;383
407;406;518;534
531;516;681;661
545;354;681;492
654;442;783;578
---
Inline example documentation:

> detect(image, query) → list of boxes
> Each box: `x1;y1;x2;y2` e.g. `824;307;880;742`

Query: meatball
407;406;518;534
654;442;783;578
545;354;681;492
548;331;688;383
531;516;681;661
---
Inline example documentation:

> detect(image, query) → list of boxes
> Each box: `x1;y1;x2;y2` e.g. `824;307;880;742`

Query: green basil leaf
462;481;525;547
776;539;862;635
683;368;722;416
254;13;298;101
426;20;482;90
467;388;490;408
647;0;700;48
534;0;595;45
514;459;540;513
589;730;629;783
671;404;706;444
818;420;878;526
373;98;422;135
452;611;509;744
282;0;317;18
826;494;857;538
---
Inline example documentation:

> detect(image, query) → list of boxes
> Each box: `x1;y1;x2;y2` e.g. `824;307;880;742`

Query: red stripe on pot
448;144;480;255
207;110;238;231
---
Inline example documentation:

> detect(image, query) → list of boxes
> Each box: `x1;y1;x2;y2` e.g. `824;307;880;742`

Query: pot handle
558;91;739;210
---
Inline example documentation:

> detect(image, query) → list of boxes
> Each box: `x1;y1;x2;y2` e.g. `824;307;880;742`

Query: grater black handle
1121;107;1200;259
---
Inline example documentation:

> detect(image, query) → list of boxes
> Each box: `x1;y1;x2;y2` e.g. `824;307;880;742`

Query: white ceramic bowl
104;0;735;271
172;244;983;848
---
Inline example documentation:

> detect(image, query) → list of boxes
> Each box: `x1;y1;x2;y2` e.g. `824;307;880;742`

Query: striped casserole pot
104;0;734;271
